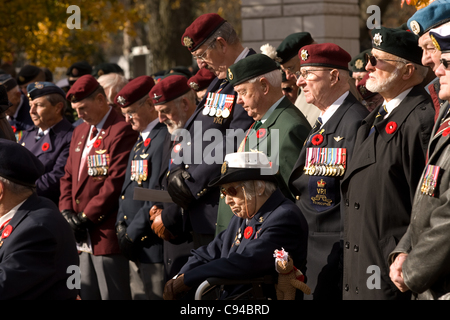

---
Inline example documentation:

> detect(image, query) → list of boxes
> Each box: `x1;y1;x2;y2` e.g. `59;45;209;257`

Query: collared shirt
320;91;349;127
0;199;26;231
141;118;159;141
382;87;413;119
89;106;112;142
234;47;250;64
261;96;284;125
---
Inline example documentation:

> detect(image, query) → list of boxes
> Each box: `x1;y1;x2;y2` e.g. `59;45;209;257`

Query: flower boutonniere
311;134;324;146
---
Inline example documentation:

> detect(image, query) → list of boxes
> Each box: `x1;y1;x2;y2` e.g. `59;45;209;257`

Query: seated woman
163;151;308;300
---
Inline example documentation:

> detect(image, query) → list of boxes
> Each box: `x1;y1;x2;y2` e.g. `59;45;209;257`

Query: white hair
248;69;282;88
98;73;128;104
242;180;277;200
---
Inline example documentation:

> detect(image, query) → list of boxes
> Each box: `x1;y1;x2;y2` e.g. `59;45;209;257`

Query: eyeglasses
365;53;406;67
440;58;450;69
220;183;244;197
122;111;138;120
192;39;216;61
282;87;294;93
294;68;333;80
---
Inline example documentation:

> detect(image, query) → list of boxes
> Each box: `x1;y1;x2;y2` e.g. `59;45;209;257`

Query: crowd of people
0;0;450;300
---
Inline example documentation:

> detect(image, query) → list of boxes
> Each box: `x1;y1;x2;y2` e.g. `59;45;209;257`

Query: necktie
90;126;98;140
307;117;323;143
217;79;228;93
35;131;45;141
368;105;388;136
253;120;262;131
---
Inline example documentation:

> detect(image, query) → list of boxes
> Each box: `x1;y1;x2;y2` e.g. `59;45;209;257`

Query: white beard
366;67;401;93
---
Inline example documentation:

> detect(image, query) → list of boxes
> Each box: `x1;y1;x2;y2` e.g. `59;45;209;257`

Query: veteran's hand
163;274;191;300
389;253;410;292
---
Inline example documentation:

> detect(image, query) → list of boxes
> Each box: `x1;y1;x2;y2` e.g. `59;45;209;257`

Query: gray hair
205;22;239;48
0;176;35;194
45;93;67;116
248;69;282;88
171;89;197;107
242;180;277;201
98;73;128;104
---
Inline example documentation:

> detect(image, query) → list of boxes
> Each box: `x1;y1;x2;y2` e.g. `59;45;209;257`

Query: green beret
276;32;313;64
370;26;422;65
349;49;372;72
226;54;279;87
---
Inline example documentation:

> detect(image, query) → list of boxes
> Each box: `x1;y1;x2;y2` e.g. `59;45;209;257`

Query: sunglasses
282;87;293;93
440;58;450;69
364;53;406;67
220;183;244;197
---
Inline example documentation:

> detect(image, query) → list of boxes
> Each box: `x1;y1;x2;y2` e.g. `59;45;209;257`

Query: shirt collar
234;47;250;64
0;199;26;230
383;87;413;117
320;91;349;126
141;118;159;141
261;96;284;124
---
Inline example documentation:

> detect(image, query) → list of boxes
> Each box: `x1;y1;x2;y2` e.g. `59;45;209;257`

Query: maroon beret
299;43;351;70
149;75;191;105
115;75;154;108
181;13;226;52
188;68;216;91
66;74;100;103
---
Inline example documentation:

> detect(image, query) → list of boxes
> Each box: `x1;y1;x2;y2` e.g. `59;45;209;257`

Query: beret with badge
27;82;66;101
65;74;100;103
276;32;314;64
114;75;155;108
429;24;450;53
299;43;351;70
0;138;45;187
349;49;372;73
149;74;191;105
208;151;277;187
16;65;43;86
188;68;216;91
181;13;226;52
407;0;450;37
92;62;123;78
66;61;92;78
370;26;422;65
226;53;279;87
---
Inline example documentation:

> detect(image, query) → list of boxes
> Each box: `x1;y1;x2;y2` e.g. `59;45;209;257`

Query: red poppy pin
256;128;266;139
2;225;13;239
385;121;397;134
144;138;151;147
42;142;50;152
173;144;181;153
94;139;101;148
11;126;16;133
311;134;324;146
244;226;253;239
443;128;450;137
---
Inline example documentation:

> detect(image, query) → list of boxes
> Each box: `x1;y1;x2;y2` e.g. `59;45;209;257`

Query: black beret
66;61;92;78
0;138;45;187
0;74;17;92
276;32;314;64
0;85;12;112
226;54;279;87
92;62;123;78
17;65;42;85
26;81;66;101
349;49;372;72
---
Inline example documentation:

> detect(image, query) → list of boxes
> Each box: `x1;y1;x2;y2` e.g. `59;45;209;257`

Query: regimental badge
117;96;126;106
410;20;421;35
301;49;309;61
309;176;334;211
355;59;364;70
35;82;44;89
98;69;104;77
221;161;228;175
430;34;441;51
189;81;199;90
183;36;194;49
421;164;440;197
228;68;234;81
72;68;79;76
153;93;162;102
373;33;383;47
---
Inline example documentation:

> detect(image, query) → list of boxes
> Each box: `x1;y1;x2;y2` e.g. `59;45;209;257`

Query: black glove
62;210;90;243
167;167;196;210
116;221;141;262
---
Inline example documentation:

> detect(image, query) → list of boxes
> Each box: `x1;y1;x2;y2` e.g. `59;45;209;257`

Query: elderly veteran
59;75;138;300
149;75;197;281
288;43;369;300
341;26;435;300
272;32;319;126
407;0;450;122
187;68;216;103
388;24;450;300
163;151;308;300
215;53;311;234
0;139;79;299
19;82;73;205
167;13;253;247
0;85;15;141
115;75;167;300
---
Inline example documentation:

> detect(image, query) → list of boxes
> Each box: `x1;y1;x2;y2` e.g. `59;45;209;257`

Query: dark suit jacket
117;122;167;263
0;194;79;300
59;109;138;256
179;189;308;295
288;92;369;300
8;95;33;132
20;119;73;205
341;85;435;300
170;50;255;235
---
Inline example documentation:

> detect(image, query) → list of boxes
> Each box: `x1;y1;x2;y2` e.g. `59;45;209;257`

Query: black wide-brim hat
208;152;278;187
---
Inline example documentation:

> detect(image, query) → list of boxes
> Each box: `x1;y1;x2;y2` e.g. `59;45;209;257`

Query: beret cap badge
153;93;162;102
183;36;194;49
355;59;364;70
373;33;383;47
430;34;441;51
227;68;234;81
221;161;228;175
189;81;199;90
116;96;126;106
410;21;421;35
301;49;309;61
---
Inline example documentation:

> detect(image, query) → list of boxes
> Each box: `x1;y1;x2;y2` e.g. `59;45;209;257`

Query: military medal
215;93;226;117
421;165;440;196
222;95;234;119
209;93;220;116
202;92;214;116
87;154;110;177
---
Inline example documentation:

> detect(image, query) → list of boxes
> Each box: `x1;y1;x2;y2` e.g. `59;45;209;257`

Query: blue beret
27;81;66;101
407;0;450;37
430;25;450;53
0;138;44;187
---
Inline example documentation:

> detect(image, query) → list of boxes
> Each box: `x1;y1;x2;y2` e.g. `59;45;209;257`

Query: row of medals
202;93;233;118
88;166;109;176
420;164;440;196
304;164;346;176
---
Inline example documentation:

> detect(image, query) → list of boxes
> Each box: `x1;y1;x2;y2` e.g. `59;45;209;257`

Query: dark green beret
349;49;372;72
370;26;422;65
226;54;279;87
276;32;313;64
66;61;92;77
17;65;42;85
92;62;123;78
